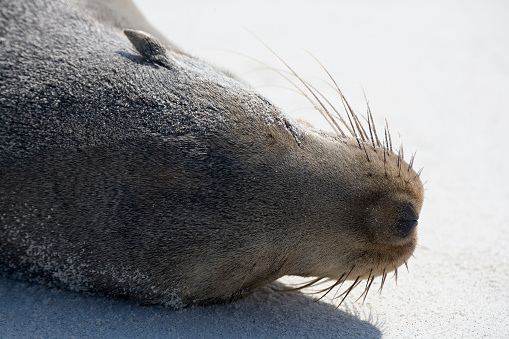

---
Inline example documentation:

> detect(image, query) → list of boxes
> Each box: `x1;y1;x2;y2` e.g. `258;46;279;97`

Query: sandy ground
1;1;508;338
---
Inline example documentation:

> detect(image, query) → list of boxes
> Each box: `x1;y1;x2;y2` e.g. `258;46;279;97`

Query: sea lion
0;0;424;308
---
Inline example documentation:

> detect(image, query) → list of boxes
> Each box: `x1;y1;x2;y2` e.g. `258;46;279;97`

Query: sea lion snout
394;203;419;238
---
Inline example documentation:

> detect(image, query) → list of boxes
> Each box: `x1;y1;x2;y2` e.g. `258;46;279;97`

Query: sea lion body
0;0;424;307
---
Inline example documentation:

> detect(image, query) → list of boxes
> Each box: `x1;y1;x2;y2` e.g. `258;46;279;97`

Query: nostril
394;220;418;237
394;203;419;238
399;203;419;221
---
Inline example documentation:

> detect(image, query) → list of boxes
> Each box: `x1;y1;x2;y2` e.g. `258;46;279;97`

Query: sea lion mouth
394;203;419;238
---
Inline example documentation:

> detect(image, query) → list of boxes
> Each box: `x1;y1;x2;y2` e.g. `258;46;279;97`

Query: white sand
1;1;508;337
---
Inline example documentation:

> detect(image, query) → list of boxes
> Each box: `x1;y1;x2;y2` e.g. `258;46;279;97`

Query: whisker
207;43;343;136
393;267;398;286
362;276;375;304
408;151;416;171
304;50;364;149
362;143;371;162
414;167;423;180
240;31;415;173
318;81;356;135
367;109;376;150
362;88;381;148
308;279;345;295
300;80;348;137
352;110;370;143
397;154;401;175
320;265;356;301
398;147;402;177
384;125;390;157
321;264;356;298
399;136;405;164
266;67;342;136
276;277;326;292
335;276;362;308
315;273;347;301
378;269;387;295
356;270;375;304
385;119;393;154
247;33;346;139
383;150;388;176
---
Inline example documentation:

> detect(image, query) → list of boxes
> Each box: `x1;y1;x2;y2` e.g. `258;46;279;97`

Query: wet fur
0;0;424;307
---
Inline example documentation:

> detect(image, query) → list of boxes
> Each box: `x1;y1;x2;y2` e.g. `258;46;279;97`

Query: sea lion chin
0;0;424;308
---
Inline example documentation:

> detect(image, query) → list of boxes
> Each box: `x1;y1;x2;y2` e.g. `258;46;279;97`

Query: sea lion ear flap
124;29;172;69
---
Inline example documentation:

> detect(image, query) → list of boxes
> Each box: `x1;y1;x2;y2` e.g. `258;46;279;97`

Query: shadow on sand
0;277;381;338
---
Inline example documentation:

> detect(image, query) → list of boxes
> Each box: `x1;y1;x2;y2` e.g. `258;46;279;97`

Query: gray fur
0;0;423;307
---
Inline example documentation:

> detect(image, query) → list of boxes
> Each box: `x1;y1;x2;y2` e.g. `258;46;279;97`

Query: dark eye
394;203;419;238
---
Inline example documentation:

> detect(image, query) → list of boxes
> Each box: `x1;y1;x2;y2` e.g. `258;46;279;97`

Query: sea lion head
171;38;427;299
278;122;425;297
232;42;425;293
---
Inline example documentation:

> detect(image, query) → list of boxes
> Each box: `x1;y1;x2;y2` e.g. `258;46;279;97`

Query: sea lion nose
394;203;419;238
